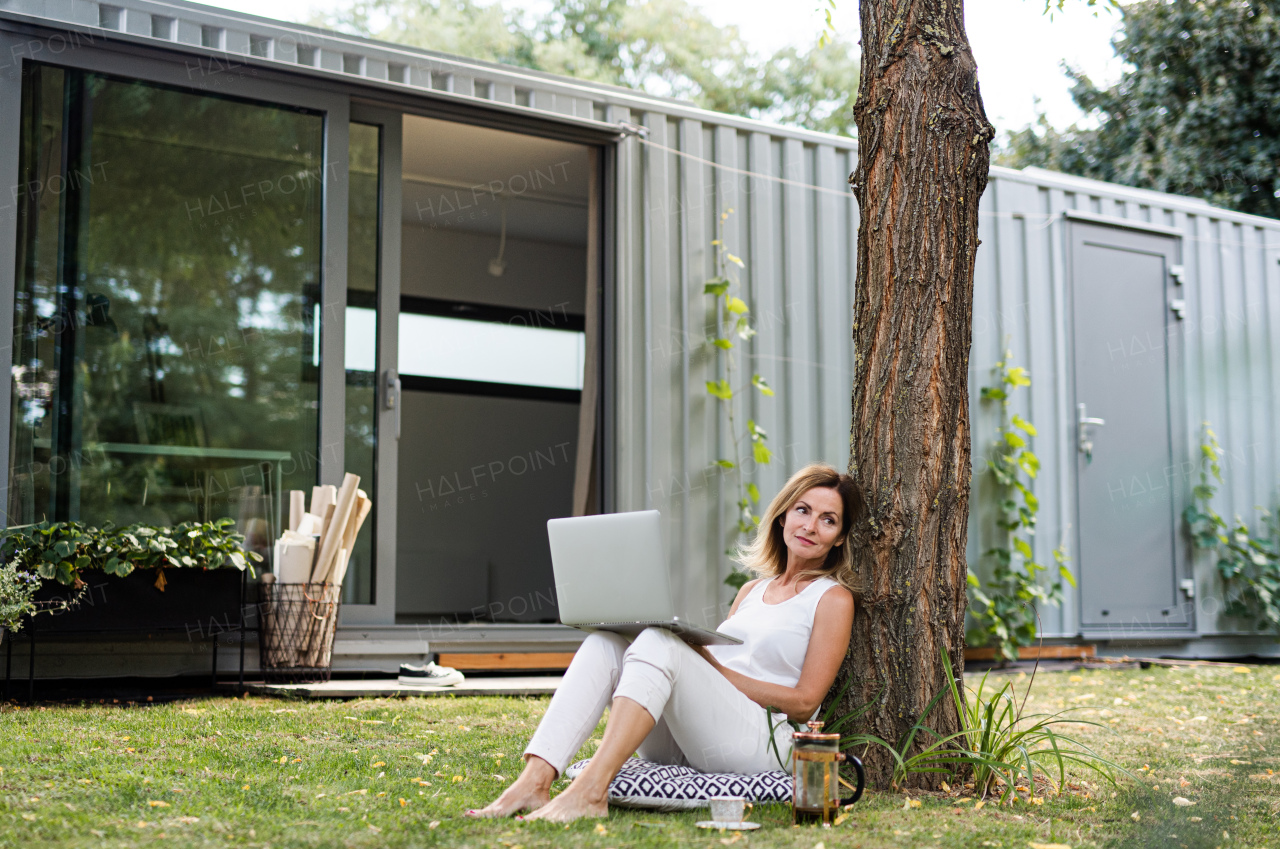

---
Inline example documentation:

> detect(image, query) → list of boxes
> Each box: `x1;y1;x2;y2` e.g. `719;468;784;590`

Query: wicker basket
258;582;341;683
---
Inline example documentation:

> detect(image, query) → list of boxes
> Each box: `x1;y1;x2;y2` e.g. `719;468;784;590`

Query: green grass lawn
1;663;1277;848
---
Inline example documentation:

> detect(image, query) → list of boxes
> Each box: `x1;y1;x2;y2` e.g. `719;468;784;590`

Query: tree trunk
834;0;994;790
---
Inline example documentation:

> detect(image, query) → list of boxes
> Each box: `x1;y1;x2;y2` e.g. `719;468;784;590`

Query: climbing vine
703;209;774;589
1184;423;1280;637
967;349;1073;663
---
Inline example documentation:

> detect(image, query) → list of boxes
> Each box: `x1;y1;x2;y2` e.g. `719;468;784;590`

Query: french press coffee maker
792;720;865;825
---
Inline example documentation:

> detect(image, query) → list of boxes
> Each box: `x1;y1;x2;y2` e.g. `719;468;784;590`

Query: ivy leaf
725;297;748;315
1059;565;1077;588
753;442;773;465
1014;538;1034;560
712;338;733;350
1011;414;1037;436
726;253;745;268
735;316;756;340
703;279;730;297
1017;450;1040;478
705;380;733;400
751;374;775;397
1003;431;1026;448
746;482;760;504
980;387;1007;401
716;459;736;469
1004;366;1031;387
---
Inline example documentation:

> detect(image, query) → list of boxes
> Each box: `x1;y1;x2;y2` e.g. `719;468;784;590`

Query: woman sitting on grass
467;463;861;823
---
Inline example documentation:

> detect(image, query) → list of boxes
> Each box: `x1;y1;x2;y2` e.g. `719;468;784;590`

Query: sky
197;0;1129;137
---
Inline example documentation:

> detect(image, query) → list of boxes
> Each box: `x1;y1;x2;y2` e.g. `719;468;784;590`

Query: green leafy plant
0;518;261;592
1184;423;1280;637
704;208;775;589
968;348;1074;662
0;561;43;633
799;649;1127;800
897;648;1129;801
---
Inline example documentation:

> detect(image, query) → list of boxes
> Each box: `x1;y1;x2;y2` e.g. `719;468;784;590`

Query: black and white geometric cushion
564;758;793;811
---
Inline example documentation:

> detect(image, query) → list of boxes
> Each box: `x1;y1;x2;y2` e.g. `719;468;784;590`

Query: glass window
343;122;381;605
398;314;585;391
9;65;324;563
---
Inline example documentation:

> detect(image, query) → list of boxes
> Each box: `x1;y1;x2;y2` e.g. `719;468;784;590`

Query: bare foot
465;758;555;818
519;783;608;823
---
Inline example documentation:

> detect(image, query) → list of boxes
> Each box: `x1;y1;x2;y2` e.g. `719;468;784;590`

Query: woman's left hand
692;644;722;670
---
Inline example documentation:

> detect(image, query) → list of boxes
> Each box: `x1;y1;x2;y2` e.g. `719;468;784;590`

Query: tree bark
834;0;994;789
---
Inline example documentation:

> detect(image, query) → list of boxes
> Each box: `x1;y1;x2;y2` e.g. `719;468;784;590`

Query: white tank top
706;576;839;688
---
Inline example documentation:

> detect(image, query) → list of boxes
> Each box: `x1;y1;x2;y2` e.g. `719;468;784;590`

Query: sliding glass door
339;106;402;624
10;64;325;561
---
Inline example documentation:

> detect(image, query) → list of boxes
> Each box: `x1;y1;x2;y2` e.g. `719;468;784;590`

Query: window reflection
10;65;324;561
343;122;381;605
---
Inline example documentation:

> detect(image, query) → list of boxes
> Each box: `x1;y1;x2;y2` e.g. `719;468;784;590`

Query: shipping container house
1;0;1277;680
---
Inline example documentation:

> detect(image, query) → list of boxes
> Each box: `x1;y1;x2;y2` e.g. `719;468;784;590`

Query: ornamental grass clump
886;649;1131;802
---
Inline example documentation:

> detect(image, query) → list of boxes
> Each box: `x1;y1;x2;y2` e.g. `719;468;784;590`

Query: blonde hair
735;463;863;593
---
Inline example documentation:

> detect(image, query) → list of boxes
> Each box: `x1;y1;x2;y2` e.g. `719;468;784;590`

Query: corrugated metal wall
609;112;860;627
970;168;1280;639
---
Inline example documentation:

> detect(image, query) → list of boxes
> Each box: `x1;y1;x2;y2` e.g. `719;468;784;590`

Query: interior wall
395;223;587;623
395;391;579;621
401;223;587;312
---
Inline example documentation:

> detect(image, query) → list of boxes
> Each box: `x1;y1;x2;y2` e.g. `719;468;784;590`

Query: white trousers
524;627;792;776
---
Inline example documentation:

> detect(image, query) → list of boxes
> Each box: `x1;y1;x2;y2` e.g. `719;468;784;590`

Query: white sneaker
397;661;465;688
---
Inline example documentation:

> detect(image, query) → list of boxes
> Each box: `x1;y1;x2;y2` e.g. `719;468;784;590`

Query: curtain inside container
571;148;600;517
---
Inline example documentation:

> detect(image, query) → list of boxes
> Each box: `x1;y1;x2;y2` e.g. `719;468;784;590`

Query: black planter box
32;568;245;636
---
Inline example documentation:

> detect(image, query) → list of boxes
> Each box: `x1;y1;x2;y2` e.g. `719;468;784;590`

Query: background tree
319;0;861;136
835;0;994;788
999;0;1280;220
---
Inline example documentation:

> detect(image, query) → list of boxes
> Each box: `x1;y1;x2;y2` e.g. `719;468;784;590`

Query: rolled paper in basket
311;474;359;584
288;490;306;533
275;532;316;584
295;513;322;536
330;547;352;588
310;485;336;520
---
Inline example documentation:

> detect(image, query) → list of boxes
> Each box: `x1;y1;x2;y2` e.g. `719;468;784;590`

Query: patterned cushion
564;757;793;812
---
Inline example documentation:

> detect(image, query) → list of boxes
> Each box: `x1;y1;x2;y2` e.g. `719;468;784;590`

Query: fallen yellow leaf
1130;811;1140;822
833;813;848;826
974;800;986;811
941;781;951;793
399;798;407;807
147;801;170;808
428;821;440;829
1028;843;1072;849
372;761;386;767
1232;667;1251;674
595;823;608;835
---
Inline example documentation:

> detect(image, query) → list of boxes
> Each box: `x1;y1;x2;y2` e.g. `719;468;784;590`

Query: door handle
385;371;402;440
1077;402;1105;460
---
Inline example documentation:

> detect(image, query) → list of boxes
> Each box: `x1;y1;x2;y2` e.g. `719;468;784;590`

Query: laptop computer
547;510;742;646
